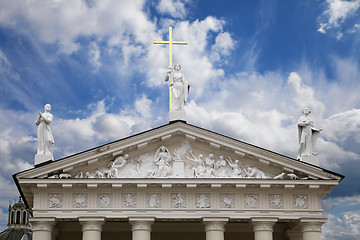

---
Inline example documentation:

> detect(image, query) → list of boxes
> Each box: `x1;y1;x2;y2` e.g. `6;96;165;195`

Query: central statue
165;64;190;111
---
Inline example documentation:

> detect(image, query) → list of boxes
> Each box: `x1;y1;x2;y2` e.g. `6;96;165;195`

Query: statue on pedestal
35;104;54;164
297;107;322;160
165;64;190;111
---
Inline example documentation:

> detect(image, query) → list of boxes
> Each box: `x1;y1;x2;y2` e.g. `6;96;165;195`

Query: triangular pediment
16;121;342;181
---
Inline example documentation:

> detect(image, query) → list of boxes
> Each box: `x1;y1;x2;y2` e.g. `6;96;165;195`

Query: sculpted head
44;104;51;112
160;146;167;152
124;154;129;159
302;107;311;115
209;153;213;158
174;64;181;71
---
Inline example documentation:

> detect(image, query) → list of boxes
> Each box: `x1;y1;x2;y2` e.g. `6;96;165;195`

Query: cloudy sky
0;0;359;238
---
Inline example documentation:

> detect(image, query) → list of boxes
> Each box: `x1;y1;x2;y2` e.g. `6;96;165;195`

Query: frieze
269;194;283;209
147;193;161;208
171;193;186;208
245;194;258;208
49;193;62;208
73;193;87;208
294;194;308;209
220;193;235;208
196;193;210;208
122;193;136;208
63;142;298;180
99;193;111;208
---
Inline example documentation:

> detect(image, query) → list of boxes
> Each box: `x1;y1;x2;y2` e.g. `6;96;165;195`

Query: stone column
300;218;327;240
203;217;228;240
30;217;56;240
129;217;154;240
251;217;278;240
79;217;105;240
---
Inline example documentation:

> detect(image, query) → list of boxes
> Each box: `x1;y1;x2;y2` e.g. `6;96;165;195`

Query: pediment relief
47;139;306;180
17;122;341;181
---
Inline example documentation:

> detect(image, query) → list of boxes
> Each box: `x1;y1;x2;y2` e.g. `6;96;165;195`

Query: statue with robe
297;107;321;159
165;64;190;111
36;104;54;157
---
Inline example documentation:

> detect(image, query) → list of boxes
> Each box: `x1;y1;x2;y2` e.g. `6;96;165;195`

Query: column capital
129;217;155;231
78;217;105;232
30;217;56;232
202;217;228;232
250;217;278;232
300;218;327;233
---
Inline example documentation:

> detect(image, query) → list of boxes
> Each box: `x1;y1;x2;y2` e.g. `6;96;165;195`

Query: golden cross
153;26;187;66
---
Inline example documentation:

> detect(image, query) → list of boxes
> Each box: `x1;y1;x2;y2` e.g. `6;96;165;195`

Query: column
79;217;105;240
203;217;228;240
300;218;327;240
30;217;56;240
251;217;278;240
129;217;154;240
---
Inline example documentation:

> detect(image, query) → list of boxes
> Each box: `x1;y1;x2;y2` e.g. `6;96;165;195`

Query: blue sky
0;0;359;238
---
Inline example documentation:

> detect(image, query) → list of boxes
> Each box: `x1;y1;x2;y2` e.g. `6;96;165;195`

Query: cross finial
154;26;187;66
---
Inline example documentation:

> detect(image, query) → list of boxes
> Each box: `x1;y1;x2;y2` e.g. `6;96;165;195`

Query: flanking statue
35;104;54;164
297;107;322;160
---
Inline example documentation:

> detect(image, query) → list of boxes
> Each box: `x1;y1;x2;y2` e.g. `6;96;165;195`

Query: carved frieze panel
147;193;161;208
171;193;186;208
73;193;87;208
245;194;258;208
294;194;308;209
49;193;62;208
196;193;211;208
65;141;297;180
99;193;111;208
122;193;136;208
220;193;235;208
269;194;283;209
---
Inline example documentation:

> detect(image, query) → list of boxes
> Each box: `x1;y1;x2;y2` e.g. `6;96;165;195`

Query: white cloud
318;0;360;36
322;196;360;239
0;1;236;103
89;42;101;72
287;72;325;118
0;0;156;54
52;96;161;157
0;49;20;81
156;0;188;19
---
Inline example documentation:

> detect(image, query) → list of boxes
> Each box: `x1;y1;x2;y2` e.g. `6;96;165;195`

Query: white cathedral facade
13;27;343;240
14;120;343;240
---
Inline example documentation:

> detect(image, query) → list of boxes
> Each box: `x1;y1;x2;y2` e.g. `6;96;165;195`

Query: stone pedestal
300;218;327;240
169;110;186;122
129;217;154;240
203;218;228;240
79;217;105;240
300;155;319;166
35;154;53;166
30;217;56;240
172;160;185;177
251;218;278;240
